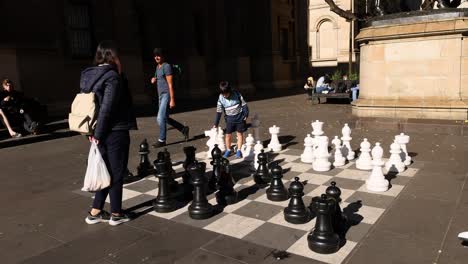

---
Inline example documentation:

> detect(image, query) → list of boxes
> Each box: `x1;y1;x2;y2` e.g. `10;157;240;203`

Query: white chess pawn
385;140;406;173
356;138;373;170
216;127;226;152
311;120;324;137
251;113;260;141
253;140;264;170
267;125;282;152
312;136;331;172
204;127;218;159
332;136;346;167
242;134;255;161
366;143;389;192
396;133;411;166
341;123;355;160
301;134;314;163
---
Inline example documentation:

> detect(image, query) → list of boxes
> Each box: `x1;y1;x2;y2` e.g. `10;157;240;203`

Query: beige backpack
68;92;97;134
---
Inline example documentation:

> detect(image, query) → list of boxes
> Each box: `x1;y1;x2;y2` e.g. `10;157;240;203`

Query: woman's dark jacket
80;64;137;140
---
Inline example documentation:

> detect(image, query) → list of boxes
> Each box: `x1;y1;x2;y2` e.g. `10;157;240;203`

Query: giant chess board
78;148;421;264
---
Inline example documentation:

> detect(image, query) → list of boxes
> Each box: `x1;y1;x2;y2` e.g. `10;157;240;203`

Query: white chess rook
396;133;411;166
331;136;346;167
356;138;373;170
341;123;355;160
267;125;282;152
385;140;406;173
204;127;218;159
312;136;331;172
253;140;264;170
366;143;389;192
301;134;314;163
242;134;255;161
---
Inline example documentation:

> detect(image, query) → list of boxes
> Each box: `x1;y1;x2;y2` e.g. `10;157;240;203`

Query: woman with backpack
80;40;137;226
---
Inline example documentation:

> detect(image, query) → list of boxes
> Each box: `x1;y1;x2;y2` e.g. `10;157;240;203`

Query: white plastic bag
82;142;111;192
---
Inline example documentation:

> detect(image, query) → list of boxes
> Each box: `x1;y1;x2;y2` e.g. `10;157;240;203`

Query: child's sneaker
223;150;231;158
235;150;243;159
85;210;110;224
109;213;132;226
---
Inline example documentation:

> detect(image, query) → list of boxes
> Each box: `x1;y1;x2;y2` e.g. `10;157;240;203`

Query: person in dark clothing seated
1;78;44;134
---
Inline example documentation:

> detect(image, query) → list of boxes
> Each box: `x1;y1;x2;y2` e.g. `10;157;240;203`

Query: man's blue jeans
316;86;332;94
351;87;360;101
157;92;184;142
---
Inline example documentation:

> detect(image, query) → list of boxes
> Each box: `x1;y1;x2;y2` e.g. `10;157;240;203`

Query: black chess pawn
137;139;152;176
284;177;311;224
307;194;340;254
216;158;238;205
153;155;176;213
326;181;347;236
266;164;289;201
188;161;213;219
254;150;271;185
209;144;222;191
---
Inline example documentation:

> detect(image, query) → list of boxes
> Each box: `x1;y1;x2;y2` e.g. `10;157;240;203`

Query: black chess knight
307;194;340;254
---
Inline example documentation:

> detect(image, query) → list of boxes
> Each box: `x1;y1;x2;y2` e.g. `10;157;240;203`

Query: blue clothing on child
214;91;249;130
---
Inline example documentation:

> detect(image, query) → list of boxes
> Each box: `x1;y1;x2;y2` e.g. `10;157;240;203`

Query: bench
311;90;352;104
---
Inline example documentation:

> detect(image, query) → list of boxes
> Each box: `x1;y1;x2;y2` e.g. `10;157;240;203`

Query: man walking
150;48;189;147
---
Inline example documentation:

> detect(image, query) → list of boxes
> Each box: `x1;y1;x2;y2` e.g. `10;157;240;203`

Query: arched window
316;19;337;60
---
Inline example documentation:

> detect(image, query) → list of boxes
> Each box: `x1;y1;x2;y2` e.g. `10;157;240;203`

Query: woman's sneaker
109;213;132;226
85;210;110;224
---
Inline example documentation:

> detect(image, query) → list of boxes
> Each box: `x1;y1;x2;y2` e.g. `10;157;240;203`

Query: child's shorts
226;121;247;134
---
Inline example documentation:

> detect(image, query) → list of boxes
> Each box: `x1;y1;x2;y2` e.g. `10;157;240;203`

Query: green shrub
348;72;358;80
331;69;342;81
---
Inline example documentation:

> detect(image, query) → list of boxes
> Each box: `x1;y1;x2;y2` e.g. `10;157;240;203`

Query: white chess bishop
204;127;218;159
242;134;255;161
331;136;346;167
216;127;226;152
312;136;331;172
301;134;314;163
385;140;406;173
253;140;264;170
356;138;373;170
395;133;411;166
341;123;355;160
267;125;282;152
366;143;389;192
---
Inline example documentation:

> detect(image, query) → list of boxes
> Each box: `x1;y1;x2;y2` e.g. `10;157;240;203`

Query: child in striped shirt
213;81;249;158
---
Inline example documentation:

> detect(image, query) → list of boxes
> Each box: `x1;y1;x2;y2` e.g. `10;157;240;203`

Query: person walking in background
213;81;249;159
150;48;189;148
304;77;315;100
81;40;138;226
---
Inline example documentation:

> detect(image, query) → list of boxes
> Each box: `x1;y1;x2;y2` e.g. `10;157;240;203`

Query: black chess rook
266;164;289;201
254;150;271;185
215;158;238;205
188;161;213;219
153;154;177;213
284;177;311;224
307;194;340;254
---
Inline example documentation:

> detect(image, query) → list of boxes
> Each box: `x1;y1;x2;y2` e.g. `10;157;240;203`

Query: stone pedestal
354;11;468;120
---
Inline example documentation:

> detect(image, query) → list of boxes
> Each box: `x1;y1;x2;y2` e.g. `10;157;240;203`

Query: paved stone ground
0;94;467;264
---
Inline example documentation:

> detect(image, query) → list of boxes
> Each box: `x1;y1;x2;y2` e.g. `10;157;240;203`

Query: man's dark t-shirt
155;63;172;96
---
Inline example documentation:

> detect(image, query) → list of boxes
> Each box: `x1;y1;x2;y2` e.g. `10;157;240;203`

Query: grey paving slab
202;235;275;264
375;193;457;243
405;171;465;202
21;224;150;264
172;211;228;229
174;249;247;264
345;191;395;209
243;223;307;251
232;201;284;221
106;224;219;264
437;202;468;264
346;230;440;264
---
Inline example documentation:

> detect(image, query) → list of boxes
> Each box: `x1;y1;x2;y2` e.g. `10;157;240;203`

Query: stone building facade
0;0;308;115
